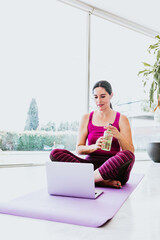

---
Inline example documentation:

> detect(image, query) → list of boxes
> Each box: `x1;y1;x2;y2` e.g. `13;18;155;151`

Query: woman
50;80;135;188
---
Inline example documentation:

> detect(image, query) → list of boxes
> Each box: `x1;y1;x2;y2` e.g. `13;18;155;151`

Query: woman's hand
94;126;121;151
104;125;121;140
95;136;105;150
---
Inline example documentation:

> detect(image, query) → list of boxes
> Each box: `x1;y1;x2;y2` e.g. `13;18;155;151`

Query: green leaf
148;44;158;49
157;50;160;60
154;72;159;81
154;81;158;91
153;62;158;68
149;82;154;107
143;73;149;77
142;62;152;67
148;43;159;53
155;35;160;40
138;69;149;75
158;81;160;94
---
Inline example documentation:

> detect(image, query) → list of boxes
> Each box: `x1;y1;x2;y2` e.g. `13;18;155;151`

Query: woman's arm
76;114;102;155
107;114;135;153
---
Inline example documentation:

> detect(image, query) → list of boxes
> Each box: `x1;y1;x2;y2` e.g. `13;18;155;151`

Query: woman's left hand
104;125;121;140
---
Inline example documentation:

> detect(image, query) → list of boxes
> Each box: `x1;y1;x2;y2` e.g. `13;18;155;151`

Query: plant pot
147;142;160;162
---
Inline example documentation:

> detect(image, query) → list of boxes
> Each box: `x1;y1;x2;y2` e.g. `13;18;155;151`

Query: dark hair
92;80;113;108
92;80;112;94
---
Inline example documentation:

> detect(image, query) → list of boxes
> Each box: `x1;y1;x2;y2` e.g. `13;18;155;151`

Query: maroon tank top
86;111;121;162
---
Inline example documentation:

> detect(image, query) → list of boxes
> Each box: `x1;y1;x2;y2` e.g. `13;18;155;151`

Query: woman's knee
117;150;135;185
117;150;135;163
50;148;64;161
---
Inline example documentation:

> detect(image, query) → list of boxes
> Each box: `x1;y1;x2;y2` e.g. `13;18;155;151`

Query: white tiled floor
0;154;160;240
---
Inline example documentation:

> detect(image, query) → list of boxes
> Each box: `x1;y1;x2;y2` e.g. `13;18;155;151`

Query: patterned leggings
50;149;135;185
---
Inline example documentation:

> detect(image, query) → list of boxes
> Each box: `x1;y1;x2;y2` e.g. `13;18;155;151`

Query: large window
90;15;159;151
1;0;159;161
0;0;87;156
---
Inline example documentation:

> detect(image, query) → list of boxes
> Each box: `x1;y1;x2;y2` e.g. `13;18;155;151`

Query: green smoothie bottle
102;123;113;151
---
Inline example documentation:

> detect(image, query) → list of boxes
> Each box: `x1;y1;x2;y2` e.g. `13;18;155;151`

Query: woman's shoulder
119;113;130;125
82;111;94;118
80;111;94;124
80;112;90;123
82;113;90;120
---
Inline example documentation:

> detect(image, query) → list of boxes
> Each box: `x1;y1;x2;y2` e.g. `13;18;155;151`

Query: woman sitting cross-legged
50;80;135;189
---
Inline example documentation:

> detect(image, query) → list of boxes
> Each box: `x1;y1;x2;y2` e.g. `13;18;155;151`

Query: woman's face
93;87;113;111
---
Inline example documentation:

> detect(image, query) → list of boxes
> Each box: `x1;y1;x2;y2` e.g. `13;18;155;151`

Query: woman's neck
96;108;113;117
92;108;116;126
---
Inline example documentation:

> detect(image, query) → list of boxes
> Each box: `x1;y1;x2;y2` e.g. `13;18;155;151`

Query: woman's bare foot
94;169;122;188
95;179;122;189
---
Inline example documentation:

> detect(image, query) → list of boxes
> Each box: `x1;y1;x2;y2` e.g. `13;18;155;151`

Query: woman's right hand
95;136;105;150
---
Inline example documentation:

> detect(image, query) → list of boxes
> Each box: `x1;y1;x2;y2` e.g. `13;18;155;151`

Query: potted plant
138;35;160;162
138;35;160;109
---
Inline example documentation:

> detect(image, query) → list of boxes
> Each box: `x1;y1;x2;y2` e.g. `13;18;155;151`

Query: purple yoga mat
0;173;143;228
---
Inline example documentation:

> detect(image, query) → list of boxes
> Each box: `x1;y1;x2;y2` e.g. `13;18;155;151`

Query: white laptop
45;161;103;199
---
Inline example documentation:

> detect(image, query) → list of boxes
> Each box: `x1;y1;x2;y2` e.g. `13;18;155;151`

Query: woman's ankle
94;169;104;182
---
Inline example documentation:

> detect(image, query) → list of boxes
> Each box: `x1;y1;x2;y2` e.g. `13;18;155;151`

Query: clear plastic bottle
101;123;113;151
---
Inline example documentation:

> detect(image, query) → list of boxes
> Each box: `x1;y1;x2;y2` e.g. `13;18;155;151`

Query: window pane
0;1;87;156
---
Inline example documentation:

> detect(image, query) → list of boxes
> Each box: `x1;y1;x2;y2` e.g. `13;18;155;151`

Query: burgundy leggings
50;149;135;185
